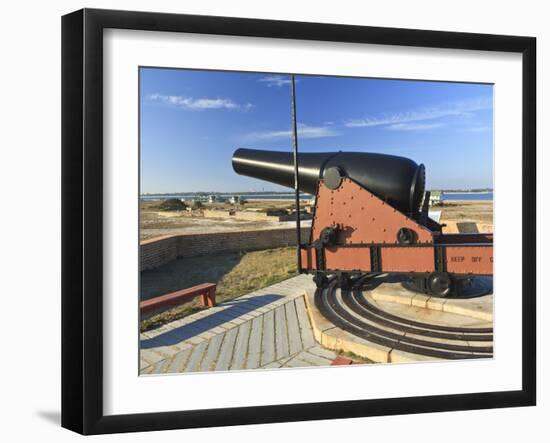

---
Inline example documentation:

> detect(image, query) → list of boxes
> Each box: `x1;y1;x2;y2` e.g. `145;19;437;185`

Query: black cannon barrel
232;148;426;214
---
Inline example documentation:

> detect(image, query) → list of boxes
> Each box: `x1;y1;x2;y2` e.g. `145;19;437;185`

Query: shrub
158;198;186;211
265;208;288;216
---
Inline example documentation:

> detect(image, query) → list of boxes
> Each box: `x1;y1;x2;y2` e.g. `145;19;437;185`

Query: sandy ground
438;200;493;233
140;200;311;240
140;199;492;241
438;200;493;224
140;213;312;240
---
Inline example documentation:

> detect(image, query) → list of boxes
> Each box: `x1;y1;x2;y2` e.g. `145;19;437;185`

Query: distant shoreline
140;193;313;201
139;191;494;202
442;191;492;195
140;190;493;197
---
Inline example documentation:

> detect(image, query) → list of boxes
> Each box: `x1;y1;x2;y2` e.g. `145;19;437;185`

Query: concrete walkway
140;274;337;375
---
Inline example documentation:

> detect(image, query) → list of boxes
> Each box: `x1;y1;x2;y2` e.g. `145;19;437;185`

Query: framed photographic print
61;8;536;435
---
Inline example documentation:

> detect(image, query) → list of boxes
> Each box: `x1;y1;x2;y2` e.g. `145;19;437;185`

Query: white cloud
387;122;445;131
148;93;250;110
464;126;491;133
243;123;339;141
344;96;492;129
258;75;293;87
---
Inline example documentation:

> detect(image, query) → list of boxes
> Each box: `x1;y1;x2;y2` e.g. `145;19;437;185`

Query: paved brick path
140;274;337;374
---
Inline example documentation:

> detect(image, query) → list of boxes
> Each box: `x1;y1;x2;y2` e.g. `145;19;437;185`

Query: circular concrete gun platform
304;277;493;364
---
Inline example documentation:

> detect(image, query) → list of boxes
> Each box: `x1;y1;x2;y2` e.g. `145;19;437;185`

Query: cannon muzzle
232;148;426;214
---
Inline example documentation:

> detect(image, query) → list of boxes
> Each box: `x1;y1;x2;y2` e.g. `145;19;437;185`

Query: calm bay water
442;193;493;201
140;192;493;202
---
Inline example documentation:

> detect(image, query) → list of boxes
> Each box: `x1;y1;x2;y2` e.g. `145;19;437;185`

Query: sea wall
202;209;311;222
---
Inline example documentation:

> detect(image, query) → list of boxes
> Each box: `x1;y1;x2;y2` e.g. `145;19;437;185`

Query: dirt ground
140;199;493;240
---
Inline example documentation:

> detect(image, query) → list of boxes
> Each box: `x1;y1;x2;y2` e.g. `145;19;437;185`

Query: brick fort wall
140;227;311;271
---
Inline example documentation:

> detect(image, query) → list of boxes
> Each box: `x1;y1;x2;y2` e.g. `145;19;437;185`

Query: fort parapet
202;209;311;222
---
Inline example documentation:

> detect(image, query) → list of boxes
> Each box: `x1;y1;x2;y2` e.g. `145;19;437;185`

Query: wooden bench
140;283;217;315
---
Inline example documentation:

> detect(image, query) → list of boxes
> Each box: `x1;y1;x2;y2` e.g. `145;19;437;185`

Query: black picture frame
62;8;536;435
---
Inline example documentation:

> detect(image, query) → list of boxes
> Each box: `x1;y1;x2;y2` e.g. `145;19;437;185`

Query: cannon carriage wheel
311;270;490;299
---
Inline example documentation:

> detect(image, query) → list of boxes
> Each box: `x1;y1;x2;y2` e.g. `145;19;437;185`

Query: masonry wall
202;209;312;222
140;227;311;271
202;209;279;221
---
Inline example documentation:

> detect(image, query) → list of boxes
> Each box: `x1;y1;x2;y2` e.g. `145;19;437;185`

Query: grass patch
141;305;208;332
215;247;298;299
140;247;298;332
337;349;374;364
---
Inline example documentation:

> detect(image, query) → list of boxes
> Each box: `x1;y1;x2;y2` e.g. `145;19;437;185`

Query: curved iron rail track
314;281;493;360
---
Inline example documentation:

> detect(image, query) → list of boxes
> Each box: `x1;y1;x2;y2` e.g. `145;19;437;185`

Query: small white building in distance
193;195;210;203
229;195;241;204
429;191;443;206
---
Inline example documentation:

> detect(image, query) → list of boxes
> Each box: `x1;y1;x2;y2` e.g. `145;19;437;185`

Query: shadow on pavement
141;293;283;348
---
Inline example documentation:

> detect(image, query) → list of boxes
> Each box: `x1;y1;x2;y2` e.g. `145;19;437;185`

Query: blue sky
140;68;493;193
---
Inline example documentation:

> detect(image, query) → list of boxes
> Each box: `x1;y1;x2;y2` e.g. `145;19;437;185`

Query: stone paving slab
246;316;263;370
371;282;493;322
274;305;290;361
230;322;251;370
200;332;224;372
376;298;492;329
286;301;302;355
260;310;276;366
184;340;209;372
140;275;339;375
215;327;239;371
295;296;316;349
168;347;193;373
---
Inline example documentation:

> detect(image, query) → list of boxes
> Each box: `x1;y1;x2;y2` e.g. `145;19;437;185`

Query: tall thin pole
291;75;302;272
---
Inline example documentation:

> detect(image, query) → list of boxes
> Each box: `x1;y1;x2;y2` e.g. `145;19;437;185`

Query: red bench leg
207;288;216;307
199;289;216;307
